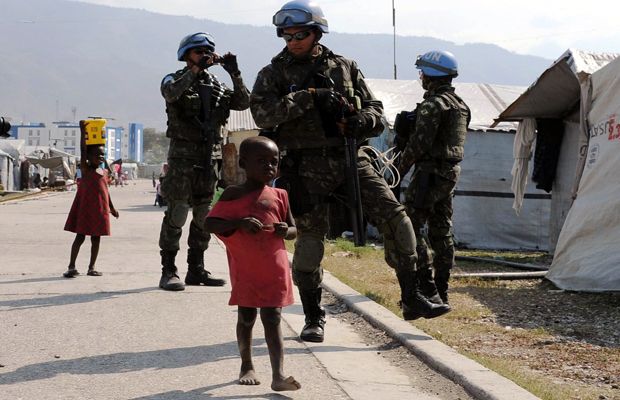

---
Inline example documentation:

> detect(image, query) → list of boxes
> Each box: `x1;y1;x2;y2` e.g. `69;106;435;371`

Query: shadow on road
0;287;157;311
129;380;294;399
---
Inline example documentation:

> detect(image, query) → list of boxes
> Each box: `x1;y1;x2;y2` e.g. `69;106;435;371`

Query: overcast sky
74;0;620;59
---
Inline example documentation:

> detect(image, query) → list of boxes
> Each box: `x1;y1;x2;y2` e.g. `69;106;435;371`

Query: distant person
157;32;250;291
154;176;166;207
152;171;156;188
398;51;471;305
63;121;119;278
205;136;300;391
32;173;42;189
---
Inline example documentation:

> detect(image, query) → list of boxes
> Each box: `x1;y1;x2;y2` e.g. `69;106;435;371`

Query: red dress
64;168;111;236
208;186;294;308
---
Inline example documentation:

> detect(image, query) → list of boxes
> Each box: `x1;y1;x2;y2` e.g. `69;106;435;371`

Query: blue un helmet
415;50;459;77
272;0;329;37
177;32;215;61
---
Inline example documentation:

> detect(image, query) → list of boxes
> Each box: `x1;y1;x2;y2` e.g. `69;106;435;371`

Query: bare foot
271;375;301;391
238;369;260;385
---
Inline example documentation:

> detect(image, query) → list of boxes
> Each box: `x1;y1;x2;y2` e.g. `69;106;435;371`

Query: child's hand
239;217;262;233
111;209;119;219
273;222;288;238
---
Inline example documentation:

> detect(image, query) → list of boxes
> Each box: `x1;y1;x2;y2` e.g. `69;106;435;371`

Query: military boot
185;248;226;287
434;269;451;304
159;250;185;291
299;288;326;342
418;265;444;305
396;269;451;320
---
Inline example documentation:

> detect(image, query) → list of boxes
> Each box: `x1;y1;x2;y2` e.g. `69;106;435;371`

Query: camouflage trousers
292;150;417;291
158;158;217;253
403;167;459;275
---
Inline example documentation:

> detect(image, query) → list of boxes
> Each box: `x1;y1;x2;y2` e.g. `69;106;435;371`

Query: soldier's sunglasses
282;30;312;42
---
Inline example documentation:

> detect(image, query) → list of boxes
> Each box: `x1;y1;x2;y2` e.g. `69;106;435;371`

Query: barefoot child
205;136;301;392
63;121;119;278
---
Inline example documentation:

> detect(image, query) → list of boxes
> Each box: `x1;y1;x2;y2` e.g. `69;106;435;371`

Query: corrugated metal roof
366;79;525;132
226;109;259;132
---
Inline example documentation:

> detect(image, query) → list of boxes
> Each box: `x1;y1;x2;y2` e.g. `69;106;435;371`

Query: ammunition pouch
276;154;324;217
394;110;417;151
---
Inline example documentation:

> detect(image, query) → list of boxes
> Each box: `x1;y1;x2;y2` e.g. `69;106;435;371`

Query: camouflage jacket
161;67;250;160
250;45;384;150
400;83;470;181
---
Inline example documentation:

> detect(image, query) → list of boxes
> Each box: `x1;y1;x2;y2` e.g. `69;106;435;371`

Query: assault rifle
340;88;365;247
196;83;215;172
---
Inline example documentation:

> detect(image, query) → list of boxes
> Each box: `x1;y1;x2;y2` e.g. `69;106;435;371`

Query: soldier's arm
250;66;314;128
351;62;384;138
399;100;441;173
227;73;251;111
160;69;198;103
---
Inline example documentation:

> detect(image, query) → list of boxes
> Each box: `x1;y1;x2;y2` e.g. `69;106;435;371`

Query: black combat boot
434;269;451;304
159;250;185;291
418;265;444;305
396;270;451;320
185;248;226;286
299;288;326;342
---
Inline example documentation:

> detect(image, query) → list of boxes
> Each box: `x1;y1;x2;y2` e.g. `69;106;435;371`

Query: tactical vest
271;50;356;150
426;90;470;162
165;68;232;159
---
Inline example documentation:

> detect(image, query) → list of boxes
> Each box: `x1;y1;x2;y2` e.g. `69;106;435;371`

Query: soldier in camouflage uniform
398;50;471;305
158;32;250;291
251;0;450;342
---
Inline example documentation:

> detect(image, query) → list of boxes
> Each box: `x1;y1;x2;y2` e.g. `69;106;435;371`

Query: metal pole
392;0;397;79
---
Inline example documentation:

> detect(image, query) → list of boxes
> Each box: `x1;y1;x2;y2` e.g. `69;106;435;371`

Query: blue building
128;123;144;163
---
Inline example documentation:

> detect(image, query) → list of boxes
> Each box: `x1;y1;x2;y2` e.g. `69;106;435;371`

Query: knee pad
166;202;190;229
382;210;417;270
293;233;324;274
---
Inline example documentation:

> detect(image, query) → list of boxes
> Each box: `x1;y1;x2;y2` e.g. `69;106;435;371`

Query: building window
37;130;40;136
28;139;32;145
29;130;33;136
72;130;76;136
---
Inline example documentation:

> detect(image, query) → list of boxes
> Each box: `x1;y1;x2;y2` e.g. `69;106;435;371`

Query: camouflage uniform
159;67;250;255
251;46;418;321
400;82;470;302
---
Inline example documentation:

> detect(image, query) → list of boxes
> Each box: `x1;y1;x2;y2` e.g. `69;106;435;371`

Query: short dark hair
239;136;279;159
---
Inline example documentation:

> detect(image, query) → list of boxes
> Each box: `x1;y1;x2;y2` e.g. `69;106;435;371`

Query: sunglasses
282;30;312;42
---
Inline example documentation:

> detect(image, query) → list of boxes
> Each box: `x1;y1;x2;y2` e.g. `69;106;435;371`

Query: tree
143;128;168;164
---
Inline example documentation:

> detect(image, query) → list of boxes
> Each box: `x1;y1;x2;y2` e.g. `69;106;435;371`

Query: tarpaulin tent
494;49;618;251
546;56;620;291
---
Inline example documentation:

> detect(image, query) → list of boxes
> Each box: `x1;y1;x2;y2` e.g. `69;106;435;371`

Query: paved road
0;180;538;400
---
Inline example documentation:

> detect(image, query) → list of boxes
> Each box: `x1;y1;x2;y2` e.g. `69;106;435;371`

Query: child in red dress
206;136;301;392
63;123;119;278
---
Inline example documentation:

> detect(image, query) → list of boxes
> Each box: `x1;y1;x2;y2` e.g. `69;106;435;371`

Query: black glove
220;52;239;75
343;112;368;138
312;88;344;117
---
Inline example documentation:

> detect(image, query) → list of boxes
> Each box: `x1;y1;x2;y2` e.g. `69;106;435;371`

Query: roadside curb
321;270;541;400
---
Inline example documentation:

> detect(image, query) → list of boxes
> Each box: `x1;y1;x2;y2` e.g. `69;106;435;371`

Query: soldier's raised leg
358;156;450;320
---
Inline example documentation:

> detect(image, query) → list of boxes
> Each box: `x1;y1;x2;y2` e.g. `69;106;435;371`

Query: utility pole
392;0;397;80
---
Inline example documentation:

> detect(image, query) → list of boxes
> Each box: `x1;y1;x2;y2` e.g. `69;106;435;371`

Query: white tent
366;79;550;250
546;56;620;291
495;49;618;251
